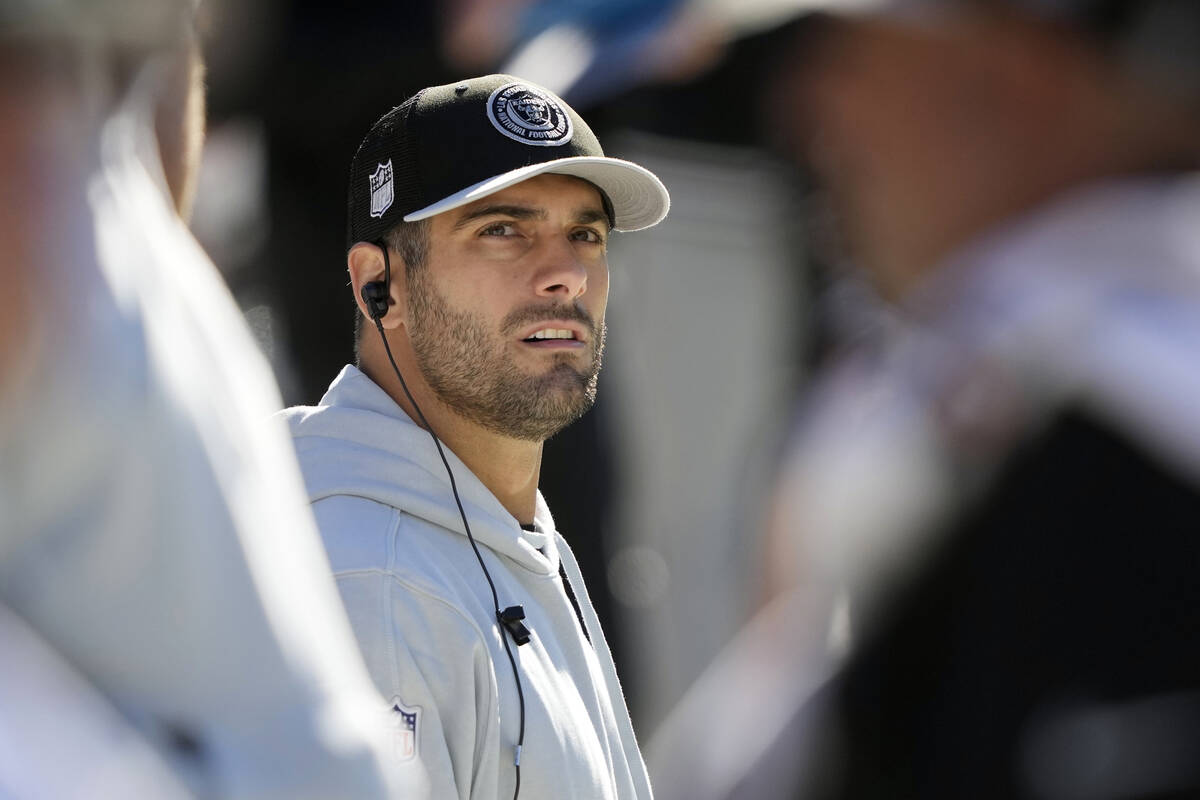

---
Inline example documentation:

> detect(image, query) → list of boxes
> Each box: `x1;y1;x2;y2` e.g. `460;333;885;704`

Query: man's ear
347;241;406;330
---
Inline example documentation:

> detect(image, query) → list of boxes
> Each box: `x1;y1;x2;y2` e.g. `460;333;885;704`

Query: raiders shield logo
388;698;420;763
486;83;573;147
368;160;394;218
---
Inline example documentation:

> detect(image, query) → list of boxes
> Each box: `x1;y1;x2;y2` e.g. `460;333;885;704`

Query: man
650;2;1200;798
282;75;669;799
0;3;403;796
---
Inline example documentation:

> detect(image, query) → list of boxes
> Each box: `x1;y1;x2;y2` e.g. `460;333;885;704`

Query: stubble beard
406;269;605;442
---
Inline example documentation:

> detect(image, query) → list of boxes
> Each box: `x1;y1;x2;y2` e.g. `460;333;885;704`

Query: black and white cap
347;74;670;248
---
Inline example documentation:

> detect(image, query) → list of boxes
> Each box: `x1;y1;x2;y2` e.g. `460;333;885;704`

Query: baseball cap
347;74;670;248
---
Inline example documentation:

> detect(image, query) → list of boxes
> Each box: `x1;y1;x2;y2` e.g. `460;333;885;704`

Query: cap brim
402;156;670;232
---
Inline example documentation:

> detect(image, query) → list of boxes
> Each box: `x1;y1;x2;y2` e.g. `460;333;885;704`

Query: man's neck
360;355;544;527
444;423;544;527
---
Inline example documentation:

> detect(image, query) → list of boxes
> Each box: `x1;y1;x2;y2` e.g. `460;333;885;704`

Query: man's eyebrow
452;204;548;230
574;207;611;231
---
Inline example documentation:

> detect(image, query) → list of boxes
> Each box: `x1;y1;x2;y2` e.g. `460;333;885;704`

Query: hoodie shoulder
311;494;398;575
312;494;501;611
277;403;320;428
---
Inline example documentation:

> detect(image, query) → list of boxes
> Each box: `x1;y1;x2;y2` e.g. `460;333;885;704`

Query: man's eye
481;223;516;237
571;228;604;244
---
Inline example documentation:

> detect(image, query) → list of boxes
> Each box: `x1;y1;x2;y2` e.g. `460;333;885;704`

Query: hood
281;365;559;576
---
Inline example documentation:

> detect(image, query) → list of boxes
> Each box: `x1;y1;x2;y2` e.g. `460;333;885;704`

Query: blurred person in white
0;2;415;797
0;602;195;798
651;1;1200;798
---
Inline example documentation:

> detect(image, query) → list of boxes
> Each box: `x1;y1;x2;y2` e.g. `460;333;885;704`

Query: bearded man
282;75;669;800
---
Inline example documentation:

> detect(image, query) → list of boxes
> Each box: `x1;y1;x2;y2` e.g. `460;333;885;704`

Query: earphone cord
370;252;525;800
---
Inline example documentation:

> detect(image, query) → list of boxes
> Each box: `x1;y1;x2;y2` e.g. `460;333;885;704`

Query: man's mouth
515;319;589;348
523;328;578;342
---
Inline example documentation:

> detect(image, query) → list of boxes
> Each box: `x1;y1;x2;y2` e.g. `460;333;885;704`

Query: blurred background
191;0;858;749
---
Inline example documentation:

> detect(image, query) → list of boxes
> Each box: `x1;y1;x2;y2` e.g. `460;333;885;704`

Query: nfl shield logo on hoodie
389;698;419;763
369;160;394;218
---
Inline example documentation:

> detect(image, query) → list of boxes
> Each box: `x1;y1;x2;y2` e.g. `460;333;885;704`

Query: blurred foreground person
0;3;410;797
652;1;1200;798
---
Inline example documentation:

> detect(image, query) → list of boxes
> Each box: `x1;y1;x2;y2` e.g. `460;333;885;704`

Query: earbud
361;281;389;320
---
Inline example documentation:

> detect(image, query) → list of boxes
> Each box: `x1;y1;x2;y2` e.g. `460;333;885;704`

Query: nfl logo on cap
369;160;394;218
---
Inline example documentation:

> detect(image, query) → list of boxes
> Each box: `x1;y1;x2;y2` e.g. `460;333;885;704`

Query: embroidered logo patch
368;160;394;218
388;697;420;763
486;83;573;147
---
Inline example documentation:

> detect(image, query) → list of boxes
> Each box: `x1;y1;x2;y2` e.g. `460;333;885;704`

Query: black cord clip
498;606;532;646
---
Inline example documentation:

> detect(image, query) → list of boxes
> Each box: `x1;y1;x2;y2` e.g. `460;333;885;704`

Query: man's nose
532;236;588;299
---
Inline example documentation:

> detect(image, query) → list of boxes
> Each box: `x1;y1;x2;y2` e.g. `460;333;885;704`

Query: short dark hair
353;217;431;362
381;217;431;276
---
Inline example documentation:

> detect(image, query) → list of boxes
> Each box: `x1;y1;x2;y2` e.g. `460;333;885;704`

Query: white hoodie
283;365;653;800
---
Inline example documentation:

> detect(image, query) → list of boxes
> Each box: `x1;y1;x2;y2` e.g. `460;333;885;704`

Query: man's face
405;173;611;441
